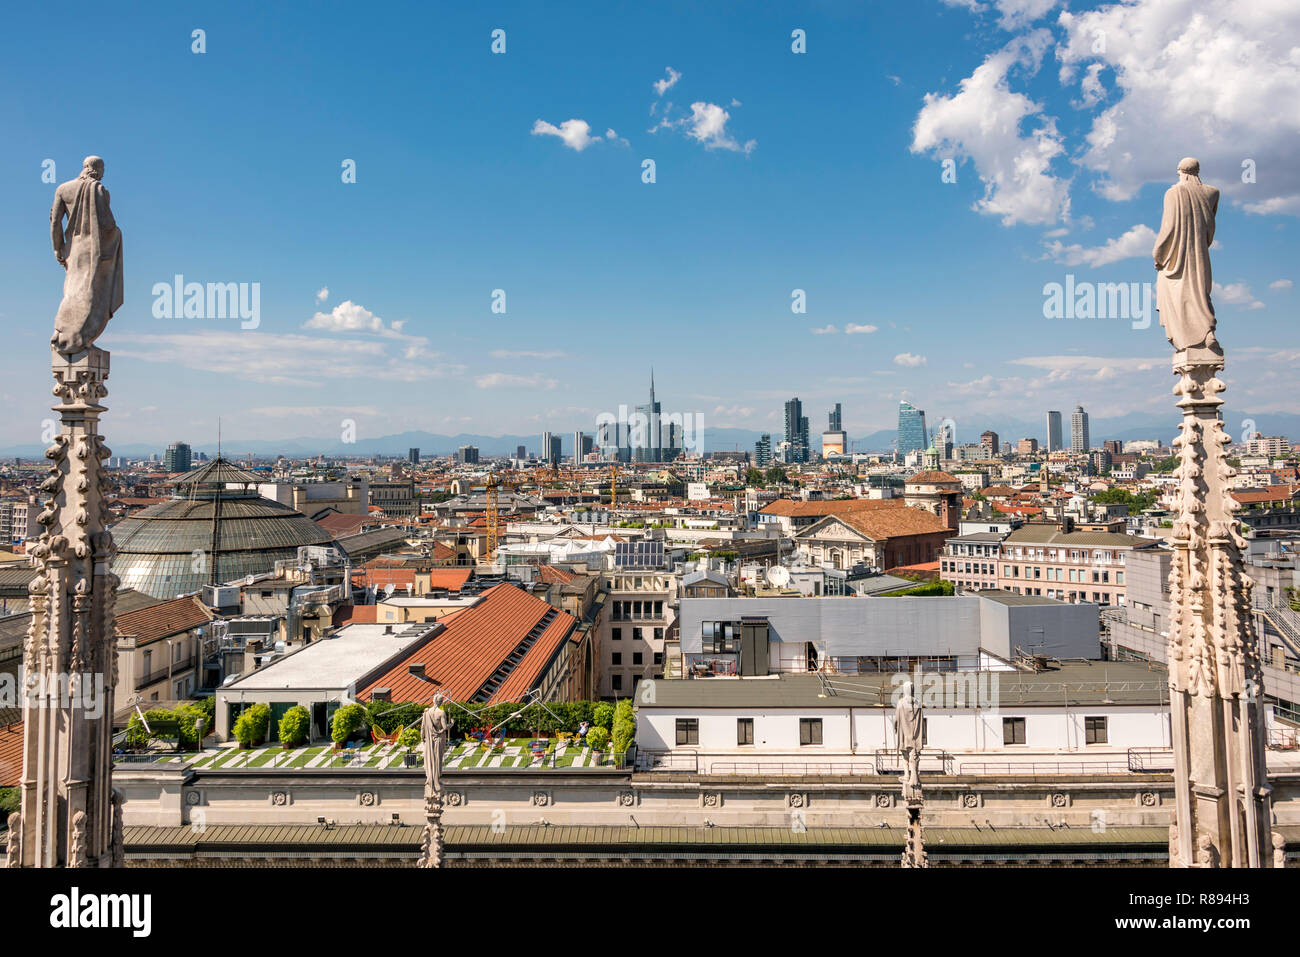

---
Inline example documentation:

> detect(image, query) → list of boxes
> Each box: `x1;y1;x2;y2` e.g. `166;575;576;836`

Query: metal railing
1127;747;1176;772
956;760;1133;775
1268;727;1300;750
706;761;881;776
636;749;699;772
873;749;955;775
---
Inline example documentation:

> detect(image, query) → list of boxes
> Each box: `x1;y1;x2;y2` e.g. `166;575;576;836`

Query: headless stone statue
4;812;20;868
1153;157;1219;358
895;680;924;802
51;156;123;355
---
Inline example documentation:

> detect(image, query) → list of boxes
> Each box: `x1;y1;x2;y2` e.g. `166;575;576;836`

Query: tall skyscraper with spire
635;369;663;463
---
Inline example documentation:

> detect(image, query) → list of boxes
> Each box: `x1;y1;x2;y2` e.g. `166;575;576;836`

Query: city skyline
1;1;1296;449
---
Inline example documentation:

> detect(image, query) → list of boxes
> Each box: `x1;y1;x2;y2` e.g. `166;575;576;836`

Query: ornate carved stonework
1158;163;1273;868
16;345;119;867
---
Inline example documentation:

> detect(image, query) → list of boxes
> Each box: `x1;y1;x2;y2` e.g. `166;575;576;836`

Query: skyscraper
408;447;420;465
897;402;927;456
1046;410;1063;452
754;434;772;468
1071;404;1090;452
542;431;561;465
784;397;809;463
164;441;191;474
822;402;847;457
634;369;663;463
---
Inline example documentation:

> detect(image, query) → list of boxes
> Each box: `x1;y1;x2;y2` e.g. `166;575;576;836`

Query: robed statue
420;692;452;798
1153;157;1219;356
51;156;123;355
895;680;924;803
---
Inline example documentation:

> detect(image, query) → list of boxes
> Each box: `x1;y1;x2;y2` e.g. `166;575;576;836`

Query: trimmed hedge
611;699;636;756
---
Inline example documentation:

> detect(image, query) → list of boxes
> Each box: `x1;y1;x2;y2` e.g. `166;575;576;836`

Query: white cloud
1057;1;1300;214
684;102;755;154
941;0;1058;31
893;352;928;367
475;372;559;390
845;323;879;335
303;300;430;358
654;67;681;97
315;286;329;303
811;324;838;335
1043;223;1156;267
105;330;458;387
531;118;601;151
911;31;1070;226
1213;281;1265;310
1269;279;1293;291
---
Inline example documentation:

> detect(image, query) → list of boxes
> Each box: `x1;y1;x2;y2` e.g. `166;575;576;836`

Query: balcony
136;657;196;691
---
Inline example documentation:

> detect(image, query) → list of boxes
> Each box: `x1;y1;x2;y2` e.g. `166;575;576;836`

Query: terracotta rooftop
331;604;379;628
115;596;212;646
905;470;960;485
357;583;577;705
760;498;903;518
314;512;371;536
837;507;952;540
0;720;20;786
539;565;577;585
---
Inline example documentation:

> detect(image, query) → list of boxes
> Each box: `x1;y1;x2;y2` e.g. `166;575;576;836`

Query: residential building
941;531;1007;592
164;441;192;474
600;559;677;699
115;595;214;711
996;522;1159;606
1071;404;1091;452
784;397;809;463
1017;438;1039;455
980;431;999;458
1046;411;1063;452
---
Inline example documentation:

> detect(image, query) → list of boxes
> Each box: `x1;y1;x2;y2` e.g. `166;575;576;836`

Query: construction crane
485;470;516;563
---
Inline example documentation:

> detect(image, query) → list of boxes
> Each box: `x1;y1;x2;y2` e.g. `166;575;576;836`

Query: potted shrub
398;726;421;749
232;703;270;750
330;703;367;749
278;705;311;749
592;701;615;731
586;726;610;763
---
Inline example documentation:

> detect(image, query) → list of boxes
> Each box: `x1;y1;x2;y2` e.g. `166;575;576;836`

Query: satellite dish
766;565;791;588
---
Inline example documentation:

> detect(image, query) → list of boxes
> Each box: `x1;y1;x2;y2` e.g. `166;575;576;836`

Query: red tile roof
115;597;212;646
332;604;379;627
836;507;952;540
314;513;371;536
357;584;576;706
906;471;960;484
539;565;577;585
761;498;903;518
0;721;20;786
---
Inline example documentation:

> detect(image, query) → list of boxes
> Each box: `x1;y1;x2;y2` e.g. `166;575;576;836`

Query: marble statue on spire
51;156;123;355
1153;157;1220;357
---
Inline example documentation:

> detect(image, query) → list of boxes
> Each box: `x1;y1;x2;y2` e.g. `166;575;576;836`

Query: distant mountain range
4;410;1298;461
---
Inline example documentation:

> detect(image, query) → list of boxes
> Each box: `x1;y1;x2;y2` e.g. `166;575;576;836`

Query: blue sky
1;0;1296;451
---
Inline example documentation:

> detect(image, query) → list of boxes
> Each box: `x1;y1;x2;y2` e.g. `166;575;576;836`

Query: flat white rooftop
225;622;434;691
379;596;481;608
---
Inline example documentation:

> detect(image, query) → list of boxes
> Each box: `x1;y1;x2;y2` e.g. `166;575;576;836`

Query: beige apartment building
598;566;677;699
995;523;1160;607
940;531;1005;592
